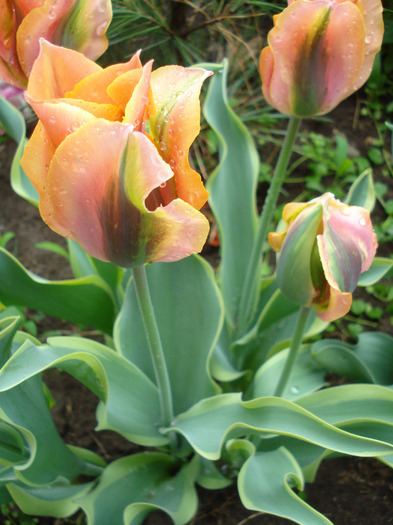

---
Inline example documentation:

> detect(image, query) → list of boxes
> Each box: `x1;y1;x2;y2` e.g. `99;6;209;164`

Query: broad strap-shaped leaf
114;255;223;414
169;393;393;460
7;481;94;519
79;453;198;525
0;317;20;367
0;95;38;204
0;247;116;333
0;337;167;447
238;446;332;524
67;239;123;296
345;168;376;211
296;384;393;428
253;346;327;400
311;332;393;385
357;257;393;286
203;60;259;327
0;369;95;486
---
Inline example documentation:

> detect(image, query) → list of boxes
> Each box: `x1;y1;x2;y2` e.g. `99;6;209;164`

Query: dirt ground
0;96;393;524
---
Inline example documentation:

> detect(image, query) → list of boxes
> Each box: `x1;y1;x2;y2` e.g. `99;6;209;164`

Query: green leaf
79;453;198;525
357;257;393;286
345;168;376;211
0;247;117;333
203;60;259;326
0;337;166;446
170;393;393;461
0;96;38;205
238;447;332;524
7;481;94;519
296;384;393;429
0;368;94;486
0;317;20;368
68;240;123;293
233;293;327;373
312;332;393;385
253;346;327;400
114;256;223;414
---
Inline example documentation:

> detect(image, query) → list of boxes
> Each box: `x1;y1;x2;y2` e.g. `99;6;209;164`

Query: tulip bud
268;193;378;321
260;0;384;117
0;0;112;88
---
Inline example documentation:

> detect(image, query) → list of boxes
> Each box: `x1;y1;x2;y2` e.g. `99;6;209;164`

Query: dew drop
159;182;167;188
49;115;56;124
96;22;108;36
365;35;372;45
290;386;300;394
48;9;56;19
359;217;367;227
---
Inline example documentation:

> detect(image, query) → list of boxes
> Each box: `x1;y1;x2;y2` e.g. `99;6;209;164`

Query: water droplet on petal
359;217;367;227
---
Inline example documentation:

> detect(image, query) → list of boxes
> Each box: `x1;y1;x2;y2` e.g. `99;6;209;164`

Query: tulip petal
149;65;211;209
9;1;43;19
65;52;141;105
317;198;378;293
25;99;96;147
16;0;75;77
313;287;352;322
20;121;55;195
263;0;366;116
57;0;112;62
27;39;100;100
0;2;27;87
276;203;323;306
353;0;384;91
40;119;208;266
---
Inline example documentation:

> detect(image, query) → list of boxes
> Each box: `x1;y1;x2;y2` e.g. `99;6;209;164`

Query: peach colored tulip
21;40;211;267
0;0;112;88
269;193;377;321
260;0;384;117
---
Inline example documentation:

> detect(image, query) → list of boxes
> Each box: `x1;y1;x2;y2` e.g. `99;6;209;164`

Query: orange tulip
21;40;211;267
0;0;112;88
260;0;384;117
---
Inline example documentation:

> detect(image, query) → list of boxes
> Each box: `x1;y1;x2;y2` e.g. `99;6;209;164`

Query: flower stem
237;116;302;336
274;305;310;397
132;264;174;428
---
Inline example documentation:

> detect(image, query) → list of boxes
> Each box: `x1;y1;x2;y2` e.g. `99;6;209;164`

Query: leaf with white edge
233;305;327;373
345;168;375;211
312;332;393;385
114;256;223;414
296;384;393;431
0;337;167;447
0;95;38;205
0;317;20;367
79;453;198;525
238;447;332;525
7;481;94;519
253;346;327;400
169;393;393;461
0;373;94;486
68;240;123;293
357;257;393;286
0;247;117;333
203;60;259;327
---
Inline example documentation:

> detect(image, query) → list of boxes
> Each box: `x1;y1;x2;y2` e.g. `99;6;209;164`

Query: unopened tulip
21;40;211;267
268;193;377;321
260;0;384;117
0;0;112;88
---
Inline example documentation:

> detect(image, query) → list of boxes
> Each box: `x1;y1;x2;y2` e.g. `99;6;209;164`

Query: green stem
237;117;302;335
132;265;174;428
274;306;310;397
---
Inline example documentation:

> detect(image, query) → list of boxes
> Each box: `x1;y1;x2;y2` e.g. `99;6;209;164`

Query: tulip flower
268;193;377;321
20;40;211;267
260;0;384;117
0;0;112;89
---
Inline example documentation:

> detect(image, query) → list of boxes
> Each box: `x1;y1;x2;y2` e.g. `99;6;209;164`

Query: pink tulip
0;0;112;88
268;193;378;321
260;0;384;117
21;40;211;267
